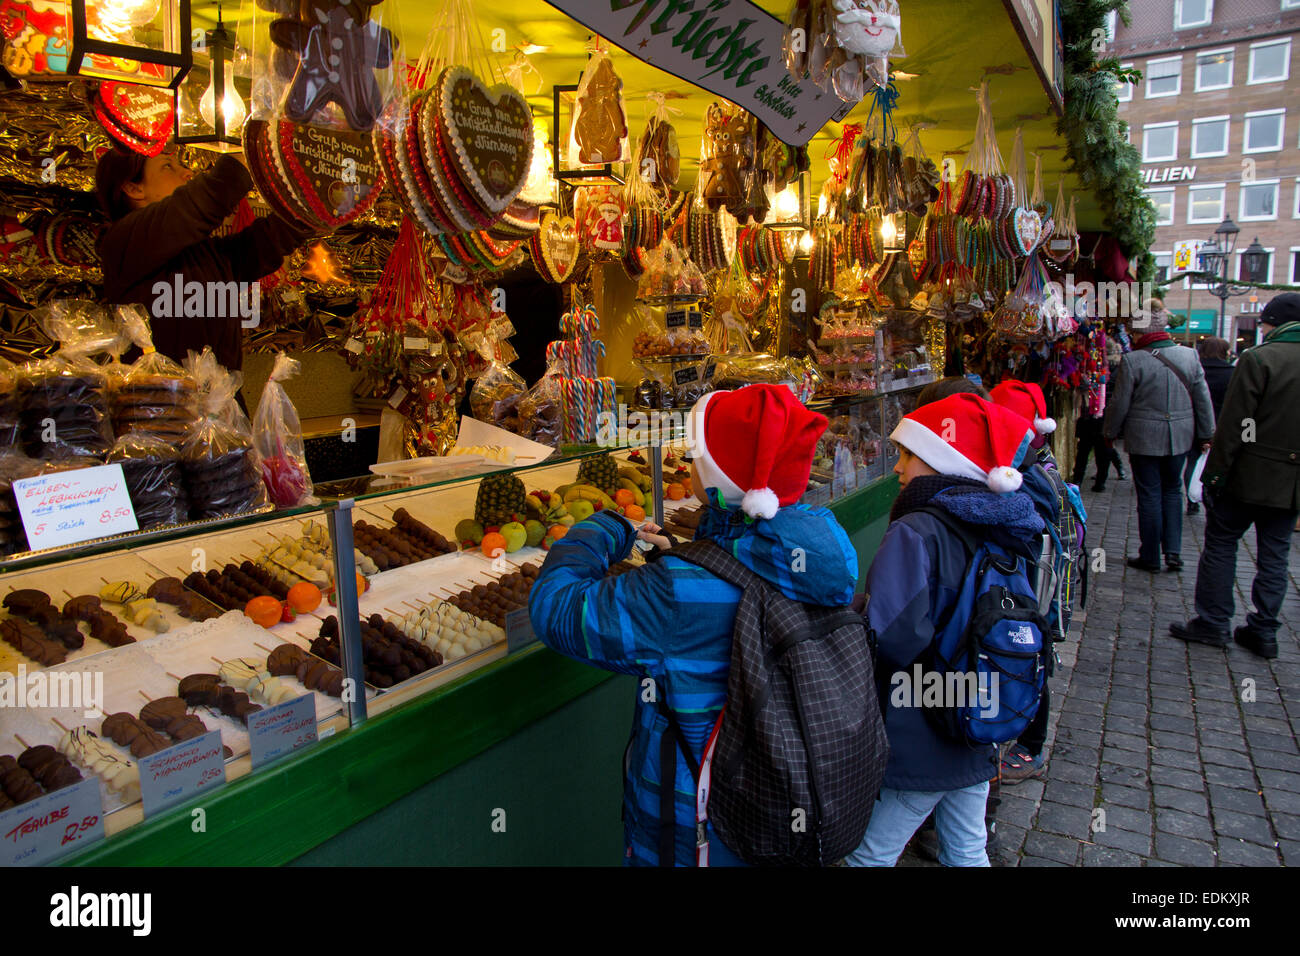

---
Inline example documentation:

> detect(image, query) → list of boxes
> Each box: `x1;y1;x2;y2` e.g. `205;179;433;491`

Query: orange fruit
287;581;322;614
624;504;646;521
547;525;568;542
245;595;283;628
666;483;686;500
614;488;636;506
355;571;369;595
481;532;507;557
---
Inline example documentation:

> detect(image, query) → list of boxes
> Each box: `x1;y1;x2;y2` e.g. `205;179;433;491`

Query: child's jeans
845;781;990;867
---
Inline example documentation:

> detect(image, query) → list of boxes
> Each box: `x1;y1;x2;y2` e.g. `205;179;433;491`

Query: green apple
500;521;527;553
455;518;484;546
568;499;595;522
524;519;546;548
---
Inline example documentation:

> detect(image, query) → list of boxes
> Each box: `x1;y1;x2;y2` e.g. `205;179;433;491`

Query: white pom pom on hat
986;465;1024;493
742;487;780;520
1034;416;1057;435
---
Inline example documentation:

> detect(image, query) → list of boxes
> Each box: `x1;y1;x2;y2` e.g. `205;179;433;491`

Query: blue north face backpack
917;507;1048;746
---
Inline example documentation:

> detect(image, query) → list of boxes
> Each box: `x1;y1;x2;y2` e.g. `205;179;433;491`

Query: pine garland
1057;1;1156;281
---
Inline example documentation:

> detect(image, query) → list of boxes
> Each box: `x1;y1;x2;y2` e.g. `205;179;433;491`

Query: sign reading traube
544;0;854;146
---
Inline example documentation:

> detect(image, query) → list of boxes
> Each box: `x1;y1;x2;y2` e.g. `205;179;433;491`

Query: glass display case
803;385;925;507
0;444;688;857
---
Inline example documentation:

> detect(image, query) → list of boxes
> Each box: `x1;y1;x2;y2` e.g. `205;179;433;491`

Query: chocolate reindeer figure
270;0;396;131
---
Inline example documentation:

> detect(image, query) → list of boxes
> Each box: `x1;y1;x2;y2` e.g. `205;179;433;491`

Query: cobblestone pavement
905;473;1300;867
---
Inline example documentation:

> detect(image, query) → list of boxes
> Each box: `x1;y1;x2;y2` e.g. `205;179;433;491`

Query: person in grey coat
1103;307;1216;572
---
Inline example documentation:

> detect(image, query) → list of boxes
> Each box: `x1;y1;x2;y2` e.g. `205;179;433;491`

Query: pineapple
577;453;619;494
475;472;526;527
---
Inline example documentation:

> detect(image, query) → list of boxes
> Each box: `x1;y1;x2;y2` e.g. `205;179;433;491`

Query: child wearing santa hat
529;384;859;866
846;393;1045;867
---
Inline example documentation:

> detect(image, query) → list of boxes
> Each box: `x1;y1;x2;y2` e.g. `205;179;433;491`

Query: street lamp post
1195;218;1267;342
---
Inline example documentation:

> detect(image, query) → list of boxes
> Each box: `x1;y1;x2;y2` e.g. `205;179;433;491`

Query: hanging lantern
520;119;558;206
879;211;906;254
175;7;245;150
765;170;811;233
66;0;191;89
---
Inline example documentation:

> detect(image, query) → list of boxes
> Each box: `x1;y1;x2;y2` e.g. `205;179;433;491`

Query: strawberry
280;601;297;623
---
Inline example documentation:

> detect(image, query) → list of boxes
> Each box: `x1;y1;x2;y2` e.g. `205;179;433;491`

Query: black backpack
660;540;889;866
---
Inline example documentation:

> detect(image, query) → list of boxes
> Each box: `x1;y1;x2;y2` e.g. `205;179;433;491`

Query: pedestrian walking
1171;294;1300;659
1102;307;1215;572
1183;337;1234;515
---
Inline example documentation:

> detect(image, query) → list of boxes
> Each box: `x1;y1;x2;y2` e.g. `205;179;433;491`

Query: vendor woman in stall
95;144;310;375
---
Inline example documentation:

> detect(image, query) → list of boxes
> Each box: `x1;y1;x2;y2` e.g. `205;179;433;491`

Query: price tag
387;386;409;409
279;288;304;305
344;337;364;354
138;731;225;818
0;777;104;867
247;693;318;769
403;336;429;352
673;365;700;386
14;463;138;551
687;309;703;330
428;342;445;356
665;309;687;328
505;606;538;654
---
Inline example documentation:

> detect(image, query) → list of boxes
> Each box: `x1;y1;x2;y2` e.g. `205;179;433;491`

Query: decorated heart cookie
100;82;174;144
276;118;384;228
530;212;578;284
1013;207;1042;255
437;66;533;216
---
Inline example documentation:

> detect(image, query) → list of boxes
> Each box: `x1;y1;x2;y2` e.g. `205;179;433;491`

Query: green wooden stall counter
64;476;899;867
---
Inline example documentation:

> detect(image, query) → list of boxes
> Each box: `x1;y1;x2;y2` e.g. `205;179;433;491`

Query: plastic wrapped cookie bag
182;348;270;520
252;353;316;508
112;304;199;445
469;361;526;425
568;41;629;167
108;430;189;531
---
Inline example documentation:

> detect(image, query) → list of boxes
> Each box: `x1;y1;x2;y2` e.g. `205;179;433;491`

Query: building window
1248;39;1291;83
1116;62;1134;102
1188;184;1226;223
1240;181;1280;221
1285;0;1300;10
1295;178;1300;218
1191;116;1230;157
1153;252;1173;284
1176;0;1213;28
1195;48;1234;90
1147;188;1176;225
1105;10;1117;42
1146;56;1183;97
1290;249;1300;285
1236;248;1273;283
1244;109;1285;152
1143;122;1179;161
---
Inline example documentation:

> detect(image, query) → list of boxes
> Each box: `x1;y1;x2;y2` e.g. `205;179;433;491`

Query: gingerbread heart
276;118;384;228
100;82;174;144
1013;207;1043;255
531;212;578;283
437;66;533;216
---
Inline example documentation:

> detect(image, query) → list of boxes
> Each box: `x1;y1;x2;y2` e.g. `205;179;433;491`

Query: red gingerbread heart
276;118;384;228
436;66;533;217
100;82;174;143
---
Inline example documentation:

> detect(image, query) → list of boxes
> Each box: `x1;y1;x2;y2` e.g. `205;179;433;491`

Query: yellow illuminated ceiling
196;0;1099;229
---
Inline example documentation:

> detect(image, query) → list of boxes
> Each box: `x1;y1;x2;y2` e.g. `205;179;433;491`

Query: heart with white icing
1013;207;1043;255
438;66;533;216
531;212;578;283
277;118;384;228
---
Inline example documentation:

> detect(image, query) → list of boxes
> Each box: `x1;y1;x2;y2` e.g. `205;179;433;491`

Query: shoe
1234;626;1279;660
1000;744;1047;785
1170;620;1229;648
1091;484;1106;493
1116;466;1127;480
1165;554;1184;571
1127;557;1161;572
985;818;1000;857
1187;502;1200;515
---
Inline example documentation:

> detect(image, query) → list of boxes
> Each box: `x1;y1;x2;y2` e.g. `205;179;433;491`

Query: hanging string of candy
546;303;617;443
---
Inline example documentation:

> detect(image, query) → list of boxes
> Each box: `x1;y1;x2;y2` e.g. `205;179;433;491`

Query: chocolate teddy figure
270;0;396;131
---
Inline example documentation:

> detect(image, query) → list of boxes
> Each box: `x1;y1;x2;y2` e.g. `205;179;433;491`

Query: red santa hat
990;379;1056;436
685;385;828;519
890;393;1035;493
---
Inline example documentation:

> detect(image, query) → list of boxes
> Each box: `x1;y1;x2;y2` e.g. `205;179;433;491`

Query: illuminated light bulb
199;59;247;134
520;121;555;205
97;0;161;29
879;216;897;246
817;193;828;217
771;184;800;222
799;230;814;255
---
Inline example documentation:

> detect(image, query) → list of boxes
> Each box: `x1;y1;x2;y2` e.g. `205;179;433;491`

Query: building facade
1110;0;1300;348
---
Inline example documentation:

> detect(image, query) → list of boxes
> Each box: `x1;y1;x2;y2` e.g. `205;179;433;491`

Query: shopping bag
1187;449;1209;504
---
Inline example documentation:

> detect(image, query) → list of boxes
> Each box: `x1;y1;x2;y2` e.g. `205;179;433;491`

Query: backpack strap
670;539;760;591
916;505;981;559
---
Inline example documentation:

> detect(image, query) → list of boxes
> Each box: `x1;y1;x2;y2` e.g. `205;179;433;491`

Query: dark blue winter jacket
528;497;858;866
865;475;1045;792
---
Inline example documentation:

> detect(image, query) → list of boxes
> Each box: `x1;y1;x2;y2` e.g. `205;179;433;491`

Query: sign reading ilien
543;0;854;145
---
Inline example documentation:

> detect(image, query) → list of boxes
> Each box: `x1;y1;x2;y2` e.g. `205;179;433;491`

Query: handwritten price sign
14;463;138;550
138;731;225;818
248;694;318;769
0;777;105;867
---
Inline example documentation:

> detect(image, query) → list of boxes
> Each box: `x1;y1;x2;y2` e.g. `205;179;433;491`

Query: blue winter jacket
528;500;858;866
865;480;1044;792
